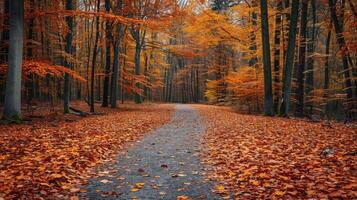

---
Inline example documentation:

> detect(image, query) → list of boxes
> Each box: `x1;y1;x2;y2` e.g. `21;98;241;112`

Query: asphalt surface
84;104;223;200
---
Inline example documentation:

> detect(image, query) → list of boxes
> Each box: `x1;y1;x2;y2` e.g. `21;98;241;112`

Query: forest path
84;104;222;200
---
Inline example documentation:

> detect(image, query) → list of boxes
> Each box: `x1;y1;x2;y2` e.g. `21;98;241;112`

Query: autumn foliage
196;105;356;199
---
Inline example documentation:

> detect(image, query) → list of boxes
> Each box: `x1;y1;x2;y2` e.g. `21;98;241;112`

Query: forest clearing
0;0;356;199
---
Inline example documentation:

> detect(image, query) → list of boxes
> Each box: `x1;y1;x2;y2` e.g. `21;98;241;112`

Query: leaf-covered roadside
0;103;173;199
195;105;356;199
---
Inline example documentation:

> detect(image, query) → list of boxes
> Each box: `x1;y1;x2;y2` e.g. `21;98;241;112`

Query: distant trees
0;0;356;120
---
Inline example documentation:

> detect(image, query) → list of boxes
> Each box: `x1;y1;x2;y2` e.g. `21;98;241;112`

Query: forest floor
0;103;356;199
194;105;357;199
0;102;174;199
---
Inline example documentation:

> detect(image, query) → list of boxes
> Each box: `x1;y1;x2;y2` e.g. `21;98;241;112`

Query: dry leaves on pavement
0;103;173;199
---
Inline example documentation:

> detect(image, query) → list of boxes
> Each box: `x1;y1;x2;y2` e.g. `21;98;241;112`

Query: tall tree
273;0;283;114
110;0;124;108
260;0;274;116
3;0;24;120
90;0;101;112
305;0;316;115
328;0;354;119
279;0;300;116
295;0;308;116
102;0;112;107
0;0;9;64
131;26;146;104
63;0;74;113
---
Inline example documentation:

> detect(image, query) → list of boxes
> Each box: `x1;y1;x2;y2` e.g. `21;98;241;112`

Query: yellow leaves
131;182;145;192
263;182;270;187
135;182;145;188
130;188;140;192
228;171;236;177
184;8;241;48
273;190;285;196
250;180;260;186
177;195;190;200
50;173;63;179
258;172;269;179
215;185;225;191
214;184;228;195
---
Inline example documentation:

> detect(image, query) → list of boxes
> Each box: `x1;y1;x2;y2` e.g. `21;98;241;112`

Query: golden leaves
177;195;190;200
130;183;145;192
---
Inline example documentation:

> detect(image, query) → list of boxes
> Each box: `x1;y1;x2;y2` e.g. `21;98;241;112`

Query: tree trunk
0;0;9;64
63;0;74;114
90;0;101;113
26;0;35;106
260;0;274;116
249;1;258;68
102;0;111;107
279;0;300;116
328;0;354;119
305;0;316;115
273;0;283;114
324;27;331;118
295;0;308;117
3;0;24;120
134;31;143;103
110;28;121;108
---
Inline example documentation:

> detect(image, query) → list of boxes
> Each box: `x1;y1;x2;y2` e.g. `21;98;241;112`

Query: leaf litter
195;105;357;199
0;103;173;199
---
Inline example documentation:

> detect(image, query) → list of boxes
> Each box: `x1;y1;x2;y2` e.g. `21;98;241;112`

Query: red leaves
196;105;357;199
0;103;173;199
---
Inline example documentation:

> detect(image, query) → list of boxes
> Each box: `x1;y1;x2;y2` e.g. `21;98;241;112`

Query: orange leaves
196;105;357;199
23;59;86;82
0;59;86;82
166;45;206;58
0;103;173;199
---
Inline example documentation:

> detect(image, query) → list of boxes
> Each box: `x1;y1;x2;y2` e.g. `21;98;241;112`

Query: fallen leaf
100;179;112;184
130;188;139;192
177;195;189;200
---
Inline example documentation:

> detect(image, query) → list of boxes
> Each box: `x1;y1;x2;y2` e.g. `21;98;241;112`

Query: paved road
84;104;223;200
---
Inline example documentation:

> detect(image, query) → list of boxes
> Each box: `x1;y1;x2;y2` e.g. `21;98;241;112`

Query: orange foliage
0;59;86;82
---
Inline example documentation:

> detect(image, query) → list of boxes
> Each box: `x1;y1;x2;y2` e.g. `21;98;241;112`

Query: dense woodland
0;0;356;199
0;0;356;120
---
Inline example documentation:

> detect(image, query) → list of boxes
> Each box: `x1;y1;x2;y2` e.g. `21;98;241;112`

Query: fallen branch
69;107;89;117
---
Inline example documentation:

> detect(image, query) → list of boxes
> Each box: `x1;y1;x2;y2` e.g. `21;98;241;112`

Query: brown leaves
196;105;357;199
0;103;173;199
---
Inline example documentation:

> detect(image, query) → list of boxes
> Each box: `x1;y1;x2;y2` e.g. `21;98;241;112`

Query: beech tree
3;0;24;120
63;0;74;113
280;0;299;116
260;0;274;116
